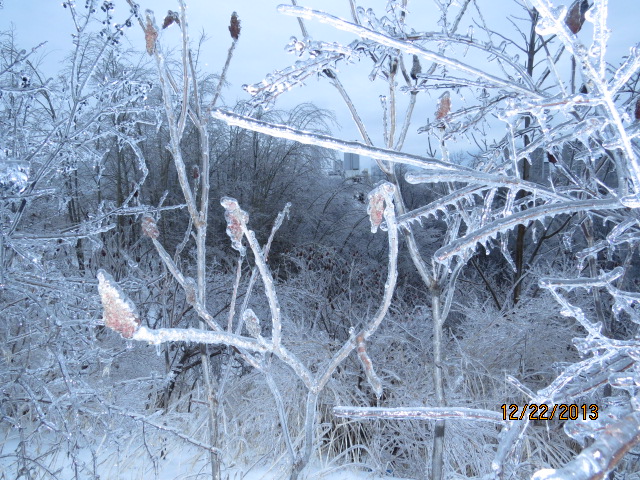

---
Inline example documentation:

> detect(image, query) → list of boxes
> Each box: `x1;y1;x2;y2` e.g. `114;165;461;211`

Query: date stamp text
501;404;598;421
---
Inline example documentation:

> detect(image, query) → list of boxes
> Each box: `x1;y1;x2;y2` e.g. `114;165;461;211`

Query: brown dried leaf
141;215;159;239
565;0;589;34
229;12;241;41
97;270;141;339
144;17;157;55
435;91;451;120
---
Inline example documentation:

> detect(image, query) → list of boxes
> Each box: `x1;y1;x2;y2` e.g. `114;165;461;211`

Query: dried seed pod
410;54;421;81
144;15;157;55
192;164;200;179
141;215;159;239
229;12;241;40
435;91;451;120
97;270;141;339
565;0;589;34
162;10;180;29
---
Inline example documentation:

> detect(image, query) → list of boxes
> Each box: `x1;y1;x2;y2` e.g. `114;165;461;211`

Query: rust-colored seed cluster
144;18;157;55
368;192;385;231
565;0;589;34
221;197;247;253
97;270;141;339
229;12;241;40
435;91;451;120
141;215;159;239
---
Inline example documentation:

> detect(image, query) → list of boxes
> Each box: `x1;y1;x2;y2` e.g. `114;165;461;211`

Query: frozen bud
97;270;141;339
565;0;589;34
221;196;248;255
162;10;180;29
141;215;159;239
144;13;157;55
192;164;200;179
243;308;261;338
229;12;241;40
184;277;197;305
435;91;451;120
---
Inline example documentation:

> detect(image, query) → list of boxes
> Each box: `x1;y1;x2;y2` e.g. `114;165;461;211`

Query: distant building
344;152;360;178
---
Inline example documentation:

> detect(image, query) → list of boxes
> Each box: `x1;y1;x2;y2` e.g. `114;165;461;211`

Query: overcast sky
2;1;639;164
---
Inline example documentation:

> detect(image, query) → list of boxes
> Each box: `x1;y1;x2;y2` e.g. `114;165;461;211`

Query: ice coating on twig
211;109;457;171
334;406;505;423
531;412;640;480
356;334;382;397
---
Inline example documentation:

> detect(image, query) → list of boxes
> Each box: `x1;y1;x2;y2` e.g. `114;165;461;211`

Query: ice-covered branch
211;109;459;171
406;171;566;200
132;326;268;353
540;267;624;291
435;198;622;264
315;182;398;392
277;5;543;98
221;197;283;350
333;406;506;424
531;411;640;480
107;403;222;455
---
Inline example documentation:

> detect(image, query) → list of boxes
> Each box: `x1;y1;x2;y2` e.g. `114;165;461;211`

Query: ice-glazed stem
132;326;269;353
435;198;623;264
531;412;640;480
211;109;460;171
315;182;399;393
333;406;506;423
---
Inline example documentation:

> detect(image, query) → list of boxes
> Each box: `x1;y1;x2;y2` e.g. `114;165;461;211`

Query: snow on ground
0;432;413;480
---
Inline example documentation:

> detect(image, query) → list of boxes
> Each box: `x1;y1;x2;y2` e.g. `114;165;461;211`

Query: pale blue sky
2;1;638;165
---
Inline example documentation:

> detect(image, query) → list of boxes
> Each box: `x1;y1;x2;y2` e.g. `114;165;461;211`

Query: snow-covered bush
0;4;163;476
